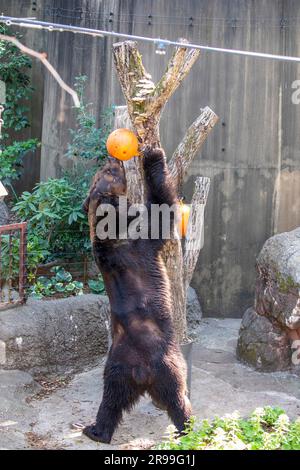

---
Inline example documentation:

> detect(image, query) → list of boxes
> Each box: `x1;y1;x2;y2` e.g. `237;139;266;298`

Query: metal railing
0;222;27;310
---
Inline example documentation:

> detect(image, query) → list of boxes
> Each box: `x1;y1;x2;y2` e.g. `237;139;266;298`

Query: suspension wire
1;15;300;63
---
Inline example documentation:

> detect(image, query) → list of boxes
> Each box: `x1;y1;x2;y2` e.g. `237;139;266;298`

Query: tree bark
169;107;219;189
113;105;144;204
113;41;218;343
184;177;211;290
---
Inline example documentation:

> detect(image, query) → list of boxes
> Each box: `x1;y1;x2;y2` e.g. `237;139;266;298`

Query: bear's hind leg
148;365;192;434
83;365;140;443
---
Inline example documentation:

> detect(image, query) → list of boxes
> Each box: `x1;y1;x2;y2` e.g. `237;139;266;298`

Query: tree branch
113;41;155;128
152;42;200;114
183;176;210;289
0;34;80;107
169;107;218;188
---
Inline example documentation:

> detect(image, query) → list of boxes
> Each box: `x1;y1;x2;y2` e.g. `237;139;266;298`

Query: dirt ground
1;318;300;450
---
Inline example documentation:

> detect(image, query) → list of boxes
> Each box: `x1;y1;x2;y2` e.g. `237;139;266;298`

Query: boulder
237;308;291;371
255;228;300;329
0;294;110;374
237;227;300;372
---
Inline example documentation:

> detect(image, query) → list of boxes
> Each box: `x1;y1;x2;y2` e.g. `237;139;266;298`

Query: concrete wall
1;0;300;317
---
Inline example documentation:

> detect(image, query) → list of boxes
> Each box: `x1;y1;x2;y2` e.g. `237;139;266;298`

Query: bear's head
83;157;127;241
83;157;127;212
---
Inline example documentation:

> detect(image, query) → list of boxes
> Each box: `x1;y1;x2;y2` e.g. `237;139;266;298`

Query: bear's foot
83;424;112;444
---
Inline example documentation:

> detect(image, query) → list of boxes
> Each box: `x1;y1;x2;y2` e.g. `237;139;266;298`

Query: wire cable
1;15;300;63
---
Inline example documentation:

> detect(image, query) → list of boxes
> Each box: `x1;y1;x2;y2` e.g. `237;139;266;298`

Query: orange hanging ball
106;128;139;161
178;202;191;238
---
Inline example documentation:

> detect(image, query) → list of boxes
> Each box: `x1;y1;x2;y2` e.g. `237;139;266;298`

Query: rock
186;286;202;330
237;227;300;372
237;308;291;372
0;201;9;226
0;294;110;373
255;227;300;330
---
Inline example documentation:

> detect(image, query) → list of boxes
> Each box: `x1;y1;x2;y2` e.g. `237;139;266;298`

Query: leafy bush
9;76;114;279
29;266;83;299
0;26;32;134
157;407;300;450
0;139;39;185
13;178;90;259
0;233;50;284
0;25;39;190
3;73;114;292
65;75;114;161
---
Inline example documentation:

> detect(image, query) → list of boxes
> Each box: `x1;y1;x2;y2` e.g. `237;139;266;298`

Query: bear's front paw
83;424;112;444
142;146;165;161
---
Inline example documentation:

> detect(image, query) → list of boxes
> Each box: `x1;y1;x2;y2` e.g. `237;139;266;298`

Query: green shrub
13;178;90;259
0;139;39;185
10;77;114;278
65;75;114;161
0;233;50;284
0;25;39;191
157;407;300;450
29;266;83;299
4;73;114;291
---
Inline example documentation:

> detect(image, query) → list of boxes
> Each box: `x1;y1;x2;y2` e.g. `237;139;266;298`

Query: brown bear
82;146;191;443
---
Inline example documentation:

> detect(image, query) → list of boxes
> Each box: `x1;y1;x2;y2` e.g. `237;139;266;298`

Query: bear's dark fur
82;147;192;443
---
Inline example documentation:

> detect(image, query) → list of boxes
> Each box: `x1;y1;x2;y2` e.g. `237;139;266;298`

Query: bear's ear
82;196;90;213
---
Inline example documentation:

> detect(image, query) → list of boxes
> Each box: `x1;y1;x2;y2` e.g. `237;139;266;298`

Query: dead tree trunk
113;41;218;343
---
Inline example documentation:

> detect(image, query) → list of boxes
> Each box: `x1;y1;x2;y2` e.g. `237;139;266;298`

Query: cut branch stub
183;176;210;289
152;43;200;115
169;107;219;189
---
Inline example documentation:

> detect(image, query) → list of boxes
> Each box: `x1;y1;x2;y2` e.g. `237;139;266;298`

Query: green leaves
13;177;90;258
157;407;300;451
29;266;84;299
0;233;50;282
262;406;285;426
65;75;114;162
0;25;33;134
51;266;72;283
0;25;39;187
0;139;39;184
88;276;105;294
28;266;105;299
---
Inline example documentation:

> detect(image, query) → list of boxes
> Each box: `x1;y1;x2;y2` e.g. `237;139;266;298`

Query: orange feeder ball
178;202;191;238
106;128;139;161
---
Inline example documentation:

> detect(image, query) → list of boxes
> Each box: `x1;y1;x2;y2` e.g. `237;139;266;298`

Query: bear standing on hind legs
82;146;192;443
